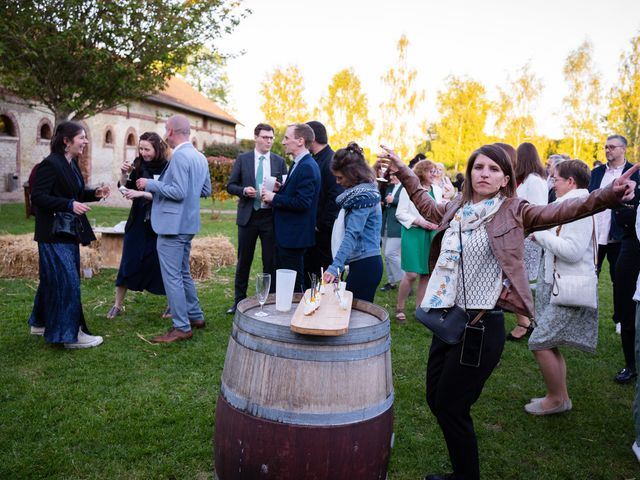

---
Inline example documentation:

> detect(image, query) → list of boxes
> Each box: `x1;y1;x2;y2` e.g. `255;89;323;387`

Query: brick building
0;76;238;192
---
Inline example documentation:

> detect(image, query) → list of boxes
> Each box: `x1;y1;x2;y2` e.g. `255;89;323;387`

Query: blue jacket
328;184;382;276
272;153;321;248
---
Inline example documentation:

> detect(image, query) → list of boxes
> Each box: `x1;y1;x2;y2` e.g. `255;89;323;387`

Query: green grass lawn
0;202;638;479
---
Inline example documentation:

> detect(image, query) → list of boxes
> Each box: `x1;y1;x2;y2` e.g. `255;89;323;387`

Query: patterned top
455;225;503;309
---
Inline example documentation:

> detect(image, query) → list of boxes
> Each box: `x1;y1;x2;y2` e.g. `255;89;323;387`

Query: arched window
191;137;198;149
0;114;16;137
39;122;52;140
126;133;136;146
105;128;113;145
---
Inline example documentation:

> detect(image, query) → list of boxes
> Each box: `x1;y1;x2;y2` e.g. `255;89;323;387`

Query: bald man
137;115;212;343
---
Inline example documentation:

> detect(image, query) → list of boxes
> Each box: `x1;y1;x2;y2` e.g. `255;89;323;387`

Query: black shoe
614;367;637;384
506;324;534;342
380;283;397;292
226;305;237;315
424;474;457;480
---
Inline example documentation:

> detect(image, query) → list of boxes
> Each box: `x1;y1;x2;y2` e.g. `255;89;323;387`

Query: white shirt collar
173;141;191;153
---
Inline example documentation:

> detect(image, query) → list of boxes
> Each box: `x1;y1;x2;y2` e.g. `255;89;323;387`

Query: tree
0;0;245;123
608;33;640;163
314;68;373;149
431;76;490;171
378;35;426;161
562;40;603;162
494;62;544;147
180;48;233;106
259;65;309;128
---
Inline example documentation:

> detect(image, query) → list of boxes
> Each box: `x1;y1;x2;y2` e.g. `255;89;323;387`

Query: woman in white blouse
526;160;598;415
394;160;442;322
508;142;548;341
435;162;456;201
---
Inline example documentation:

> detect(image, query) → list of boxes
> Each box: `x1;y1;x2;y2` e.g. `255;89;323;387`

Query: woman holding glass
394;160;441;323
322;143;382;302
29;121;109;349
107;132;170;319
380;143;638;480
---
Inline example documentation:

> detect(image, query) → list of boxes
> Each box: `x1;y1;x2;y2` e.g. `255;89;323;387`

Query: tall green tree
431;76;490;171
315;68;373;149
0;0;246;123
608;33;640;163
562;40;603;161
180;48;234;106
259;64;309;128
379;35;426;161
494;62;544;147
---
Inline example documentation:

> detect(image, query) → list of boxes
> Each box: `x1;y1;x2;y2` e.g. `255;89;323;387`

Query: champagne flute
255;273;271;317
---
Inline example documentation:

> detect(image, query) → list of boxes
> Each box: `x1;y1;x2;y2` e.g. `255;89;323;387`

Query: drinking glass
255;273;271;317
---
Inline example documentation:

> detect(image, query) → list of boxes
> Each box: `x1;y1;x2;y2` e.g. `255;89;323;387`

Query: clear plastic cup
275;269;297;312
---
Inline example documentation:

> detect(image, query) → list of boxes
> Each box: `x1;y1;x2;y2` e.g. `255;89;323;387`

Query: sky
217;0;640;145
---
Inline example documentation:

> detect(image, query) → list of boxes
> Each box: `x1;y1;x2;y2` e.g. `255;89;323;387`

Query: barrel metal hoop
220;382;394;426
234;314;390;345
232;328;391;362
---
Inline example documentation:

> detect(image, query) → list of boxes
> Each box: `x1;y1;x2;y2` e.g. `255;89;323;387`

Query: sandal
106;305;124;319
395;309;407;324
506;323;534;341
161;305;172;318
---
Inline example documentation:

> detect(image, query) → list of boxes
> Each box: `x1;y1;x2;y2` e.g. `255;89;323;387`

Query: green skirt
400;226;433;274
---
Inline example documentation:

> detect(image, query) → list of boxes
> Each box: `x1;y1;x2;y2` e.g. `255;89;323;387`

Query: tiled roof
149;76;240;126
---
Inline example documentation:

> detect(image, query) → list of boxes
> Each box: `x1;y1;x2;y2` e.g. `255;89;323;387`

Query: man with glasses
226;123;287;314
589;134;639;383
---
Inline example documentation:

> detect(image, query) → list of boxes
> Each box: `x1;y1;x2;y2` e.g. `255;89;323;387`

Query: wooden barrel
214;293;393;480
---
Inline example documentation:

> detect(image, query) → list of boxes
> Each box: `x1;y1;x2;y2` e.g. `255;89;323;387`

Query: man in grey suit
136;114;211;343
226;123;286;314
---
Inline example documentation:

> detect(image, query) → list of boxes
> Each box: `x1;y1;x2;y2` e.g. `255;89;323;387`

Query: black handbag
416;224;484;344
51;212;80;239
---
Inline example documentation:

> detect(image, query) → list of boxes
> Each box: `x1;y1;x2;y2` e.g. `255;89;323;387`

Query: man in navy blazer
262;123;321;293
226;123;287;314
137;115;211;343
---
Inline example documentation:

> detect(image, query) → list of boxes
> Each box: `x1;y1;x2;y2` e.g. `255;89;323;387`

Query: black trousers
345;255;383;303
426;311;505;480
234;209;275;305
597;242;621;323
303;230;333;289
615;236;640;370
275;244;306;293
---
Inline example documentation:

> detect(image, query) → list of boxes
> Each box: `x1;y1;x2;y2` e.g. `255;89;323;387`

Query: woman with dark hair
507;142;548;341
395;160;441;323
322;142;382;302
28;121;110;348
380;143;638;480
106;132;170;319
526;160;597;415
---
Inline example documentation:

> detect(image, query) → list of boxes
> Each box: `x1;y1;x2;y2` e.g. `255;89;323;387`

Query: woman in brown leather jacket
380;143;638;480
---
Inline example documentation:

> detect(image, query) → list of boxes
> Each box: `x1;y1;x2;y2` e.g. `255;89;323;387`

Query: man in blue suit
137;115;211;343
262;123;321;293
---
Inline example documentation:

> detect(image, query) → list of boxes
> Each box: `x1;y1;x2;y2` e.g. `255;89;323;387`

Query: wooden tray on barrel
290;288;353;336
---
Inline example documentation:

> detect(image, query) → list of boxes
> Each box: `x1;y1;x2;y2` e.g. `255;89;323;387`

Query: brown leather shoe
151;327;193;344
190;319;206;329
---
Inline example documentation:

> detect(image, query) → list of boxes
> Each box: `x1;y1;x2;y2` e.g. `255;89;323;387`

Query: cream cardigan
395;183;443;229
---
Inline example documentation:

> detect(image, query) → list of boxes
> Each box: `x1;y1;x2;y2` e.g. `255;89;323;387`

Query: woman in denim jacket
322;143;382;302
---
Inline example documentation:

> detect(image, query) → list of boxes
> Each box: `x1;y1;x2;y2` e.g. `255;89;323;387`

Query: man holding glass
226;123;287;314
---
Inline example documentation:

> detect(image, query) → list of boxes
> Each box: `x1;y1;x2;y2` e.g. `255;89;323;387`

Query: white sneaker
632;441;640;462
616;323;622;335
64;329;103;349
30;326;45;336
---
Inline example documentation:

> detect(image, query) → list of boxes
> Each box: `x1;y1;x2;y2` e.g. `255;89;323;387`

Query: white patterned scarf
421;195;505;309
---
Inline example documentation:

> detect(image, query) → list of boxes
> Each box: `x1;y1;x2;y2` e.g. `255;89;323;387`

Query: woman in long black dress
106;132;169;318
29;121;110;348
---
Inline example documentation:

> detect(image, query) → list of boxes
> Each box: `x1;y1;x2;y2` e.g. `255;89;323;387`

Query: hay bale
190;235;236;280
0;234;101;279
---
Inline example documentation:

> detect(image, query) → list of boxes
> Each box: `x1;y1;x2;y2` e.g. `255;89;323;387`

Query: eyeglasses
605;144;624;150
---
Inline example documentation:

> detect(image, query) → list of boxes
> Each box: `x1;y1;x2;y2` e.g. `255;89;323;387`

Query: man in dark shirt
303;121;344;288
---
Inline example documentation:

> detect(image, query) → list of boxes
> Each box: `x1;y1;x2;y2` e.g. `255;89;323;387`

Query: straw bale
0;234;101;279
190;235;236;280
